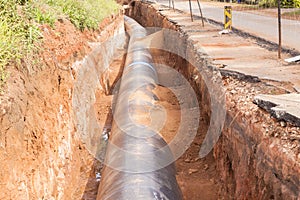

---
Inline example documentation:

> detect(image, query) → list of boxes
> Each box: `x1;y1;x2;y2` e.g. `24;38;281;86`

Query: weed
46;0;120;30
0;0;119;92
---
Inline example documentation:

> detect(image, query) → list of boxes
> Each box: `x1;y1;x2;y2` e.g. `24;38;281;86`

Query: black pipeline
96;16;182;200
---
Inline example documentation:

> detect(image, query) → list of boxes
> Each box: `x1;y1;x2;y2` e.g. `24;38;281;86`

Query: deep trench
84;17;224;199
79;3;300;199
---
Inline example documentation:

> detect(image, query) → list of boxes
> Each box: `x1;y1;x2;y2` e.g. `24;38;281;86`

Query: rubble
254;93;300;127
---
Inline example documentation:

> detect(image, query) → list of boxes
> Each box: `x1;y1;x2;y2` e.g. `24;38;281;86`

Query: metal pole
172;0;175;10
277;0;282;59
169;0;171;8
196;0;204;27
189;0;193;22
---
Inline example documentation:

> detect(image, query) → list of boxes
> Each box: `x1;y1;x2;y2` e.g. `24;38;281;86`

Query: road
157;0;300;52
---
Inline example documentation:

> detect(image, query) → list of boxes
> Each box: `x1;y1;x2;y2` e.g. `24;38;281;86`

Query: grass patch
0;0;120;92
46;0;120;30
0;0;41;92
283;9;300;16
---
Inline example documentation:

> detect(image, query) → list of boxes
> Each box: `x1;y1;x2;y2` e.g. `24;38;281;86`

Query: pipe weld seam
126;61;156;73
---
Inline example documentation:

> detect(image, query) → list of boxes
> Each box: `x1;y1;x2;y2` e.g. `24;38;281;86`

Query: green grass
0;0;120;93
0;0;41;92
46;0;120;30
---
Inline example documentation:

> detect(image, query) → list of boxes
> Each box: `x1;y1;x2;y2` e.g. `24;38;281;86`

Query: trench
1;1;299;199
90;16;223;200
43;2;299;200
73;2;299;200
70;13;224;199
92;50;222;198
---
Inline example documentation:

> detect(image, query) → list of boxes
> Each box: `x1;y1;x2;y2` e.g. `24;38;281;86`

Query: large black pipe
96;16;182;200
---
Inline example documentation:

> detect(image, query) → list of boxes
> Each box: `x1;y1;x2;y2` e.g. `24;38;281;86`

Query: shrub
259;0;300;7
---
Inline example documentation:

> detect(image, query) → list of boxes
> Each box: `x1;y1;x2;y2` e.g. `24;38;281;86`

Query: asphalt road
157;0;300;52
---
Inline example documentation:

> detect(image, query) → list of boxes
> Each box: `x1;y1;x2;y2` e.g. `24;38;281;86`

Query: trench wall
72;16;125;163
127;1;300;199
0;15;124;199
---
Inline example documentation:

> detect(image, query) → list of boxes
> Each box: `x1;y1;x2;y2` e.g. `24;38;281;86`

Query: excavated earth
0;15;123;199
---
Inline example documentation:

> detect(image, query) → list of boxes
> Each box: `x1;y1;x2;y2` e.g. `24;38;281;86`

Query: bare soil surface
0;15;122;199
40;16;118;72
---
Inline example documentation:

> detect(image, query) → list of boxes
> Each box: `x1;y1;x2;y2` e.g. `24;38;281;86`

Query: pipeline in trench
1;2;298;198
91;16;223;199
97;16;182;200
79;3;300;199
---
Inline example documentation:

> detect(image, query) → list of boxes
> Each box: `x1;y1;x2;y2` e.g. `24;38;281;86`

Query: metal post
189;0;193;22
172;0;175;10
196;0;204;27
169;0;171;8
277;0;282;59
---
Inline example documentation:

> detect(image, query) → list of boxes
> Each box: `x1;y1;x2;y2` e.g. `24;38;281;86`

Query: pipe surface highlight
96;16;182;200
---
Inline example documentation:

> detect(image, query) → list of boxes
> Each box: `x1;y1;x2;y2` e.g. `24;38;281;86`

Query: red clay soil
40;16;117;71
0;14;121;199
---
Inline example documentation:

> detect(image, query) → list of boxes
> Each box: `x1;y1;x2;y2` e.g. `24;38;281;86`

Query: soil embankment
0;15;124;199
